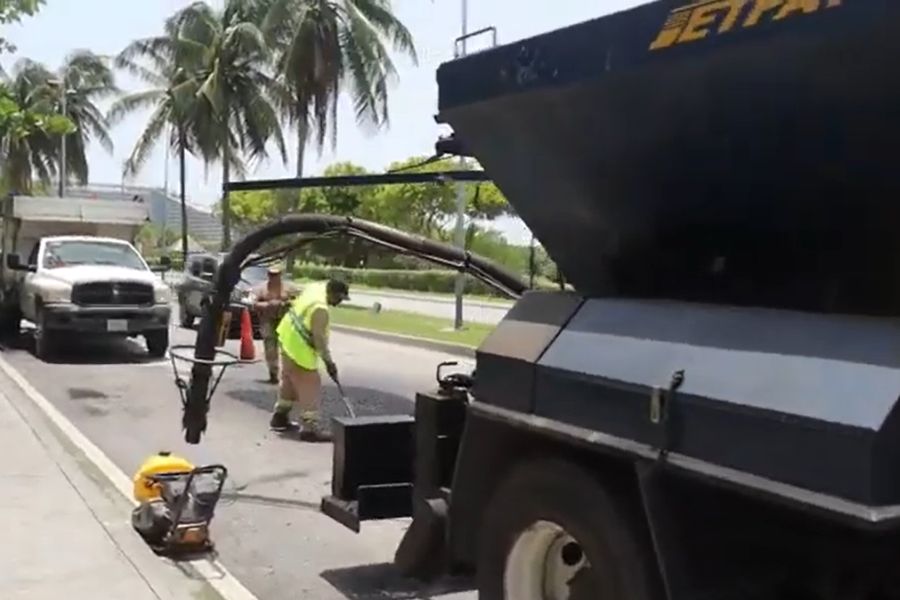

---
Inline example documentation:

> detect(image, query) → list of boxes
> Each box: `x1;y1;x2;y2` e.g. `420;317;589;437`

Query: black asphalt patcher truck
180;1;900;598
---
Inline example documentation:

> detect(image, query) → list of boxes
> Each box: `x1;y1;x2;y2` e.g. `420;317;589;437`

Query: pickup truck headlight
41;282;73;304
154;282;173;304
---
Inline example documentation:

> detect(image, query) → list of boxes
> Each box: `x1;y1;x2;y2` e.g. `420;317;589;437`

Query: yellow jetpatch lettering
774;0;820;20
650;11;692;50
719;0;750;32
744;0;783;27
679;1;730;43
649;0;844;51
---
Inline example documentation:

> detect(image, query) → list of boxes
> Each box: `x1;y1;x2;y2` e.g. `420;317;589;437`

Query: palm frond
347;0;417;64
122;104;169;176
107;89;165;125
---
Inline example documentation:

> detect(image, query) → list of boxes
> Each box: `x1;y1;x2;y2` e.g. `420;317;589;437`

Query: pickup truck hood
42;265;157;285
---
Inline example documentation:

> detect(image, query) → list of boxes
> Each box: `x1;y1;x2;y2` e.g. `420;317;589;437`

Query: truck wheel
476;459;660;600
33;309;56;361
145;330;169;358
0;308;21;337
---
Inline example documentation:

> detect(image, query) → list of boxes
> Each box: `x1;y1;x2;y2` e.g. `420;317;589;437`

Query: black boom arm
182;214;527;444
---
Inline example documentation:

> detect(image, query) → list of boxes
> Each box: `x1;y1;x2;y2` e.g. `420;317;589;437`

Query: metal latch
649;370;685;458
650;387;665;424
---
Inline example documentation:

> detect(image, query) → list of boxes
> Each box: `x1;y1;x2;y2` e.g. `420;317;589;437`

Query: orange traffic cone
239;308;255;361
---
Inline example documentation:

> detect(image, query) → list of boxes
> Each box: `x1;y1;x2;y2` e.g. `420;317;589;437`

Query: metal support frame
224;170;490;193
451;16;499;330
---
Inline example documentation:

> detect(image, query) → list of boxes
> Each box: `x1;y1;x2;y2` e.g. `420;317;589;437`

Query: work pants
261;321;279;379
274;351;321;426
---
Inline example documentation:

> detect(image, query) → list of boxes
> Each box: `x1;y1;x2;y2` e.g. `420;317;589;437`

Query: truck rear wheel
476;459;660;600
145;330;169;358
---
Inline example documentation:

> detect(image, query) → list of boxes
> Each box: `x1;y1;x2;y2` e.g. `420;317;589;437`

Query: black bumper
43;304;171;334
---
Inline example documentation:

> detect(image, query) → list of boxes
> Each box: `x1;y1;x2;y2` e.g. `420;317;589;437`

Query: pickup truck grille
72;282;155;306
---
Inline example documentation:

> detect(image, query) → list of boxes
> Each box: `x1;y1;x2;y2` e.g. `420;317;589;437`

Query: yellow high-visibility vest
276;282;329;370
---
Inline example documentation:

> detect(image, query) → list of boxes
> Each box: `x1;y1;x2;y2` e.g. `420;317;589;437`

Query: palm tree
167;1;287;250
260;0;417;178
0;65;59;193
2;51;116;193
109;26;206;261
52;51;118;189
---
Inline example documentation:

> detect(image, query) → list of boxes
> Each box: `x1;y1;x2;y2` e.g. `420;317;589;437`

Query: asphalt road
0;314;477;600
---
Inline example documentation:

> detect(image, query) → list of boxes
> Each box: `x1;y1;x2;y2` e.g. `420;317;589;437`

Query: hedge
292;263;554;297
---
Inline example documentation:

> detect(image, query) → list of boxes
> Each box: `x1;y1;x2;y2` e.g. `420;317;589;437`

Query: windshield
42;240;147;270
241;265;268;285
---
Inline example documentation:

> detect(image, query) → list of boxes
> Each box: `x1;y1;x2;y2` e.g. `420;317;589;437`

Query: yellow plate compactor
131;452;227;555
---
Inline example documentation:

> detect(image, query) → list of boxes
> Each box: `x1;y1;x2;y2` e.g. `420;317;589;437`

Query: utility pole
54;70;68;198
452;0;469;330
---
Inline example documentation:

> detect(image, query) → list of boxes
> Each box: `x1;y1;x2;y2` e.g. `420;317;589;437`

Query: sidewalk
0;383;237;599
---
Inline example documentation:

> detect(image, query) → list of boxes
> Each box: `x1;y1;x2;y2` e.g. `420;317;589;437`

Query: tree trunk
295;119;307;178
179;138;189;263
286;121;308;277
221;146;231;251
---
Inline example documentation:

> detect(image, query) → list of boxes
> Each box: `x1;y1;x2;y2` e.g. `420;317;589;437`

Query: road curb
349;288;514;310
0;353;259;600
332;324;476;358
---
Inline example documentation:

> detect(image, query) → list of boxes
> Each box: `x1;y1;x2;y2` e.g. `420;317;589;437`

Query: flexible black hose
182;214;527;444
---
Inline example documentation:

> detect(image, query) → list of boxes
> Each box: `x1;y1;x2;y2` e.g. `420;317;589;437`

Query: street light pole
452;0;468;330
57;72;67;198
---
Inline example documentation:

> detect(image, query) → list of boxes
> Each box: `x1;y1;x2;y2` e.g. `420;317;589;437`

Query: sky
3;0;644;244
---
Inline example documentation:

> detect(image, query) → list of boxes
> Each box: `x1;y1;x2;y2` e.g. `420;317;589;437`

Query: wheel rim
504;520;592;600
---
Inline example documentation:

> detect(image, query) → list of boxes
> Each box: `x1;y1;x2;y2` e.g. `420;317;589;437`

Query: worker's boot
269;410;298;432
299;413;331;442
267;368;279;385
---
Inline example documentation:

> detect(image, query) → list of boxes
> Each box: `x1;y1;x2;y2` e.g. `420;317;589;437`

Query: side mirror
199;260;217;281
6;254;34;272
151;255;172;273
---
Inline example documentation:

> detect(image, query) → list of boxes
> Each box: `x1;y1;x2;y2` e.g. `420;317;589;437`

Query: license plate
107;319;128;332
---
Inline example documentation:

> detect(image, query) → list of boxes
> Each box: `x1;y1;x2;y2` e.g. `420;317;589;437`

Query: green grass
331;305;493;348
292;276;515;305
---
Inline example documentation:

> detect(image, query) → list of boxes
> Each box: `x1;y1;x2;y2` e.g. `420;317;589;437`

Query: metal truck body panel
437;0;900;315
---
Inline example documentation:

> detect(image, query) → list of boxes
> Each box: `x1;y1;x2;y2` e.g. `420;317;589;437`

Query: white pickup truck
0;196;172;359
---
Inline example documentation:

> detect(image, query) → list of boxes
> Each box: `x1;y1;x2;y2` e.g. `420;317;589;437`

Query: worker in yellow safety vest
270;278;350;440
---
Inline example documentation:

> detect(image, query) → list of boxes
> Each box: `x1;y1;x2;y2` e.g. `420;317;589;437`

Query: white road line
0;353;259;600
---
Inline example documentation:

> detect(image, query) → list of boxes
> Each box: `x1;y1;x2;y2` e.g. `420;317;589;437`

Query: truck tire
0;307;21;337
145;330;169;358
476;458;660;600
33;308;56;361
